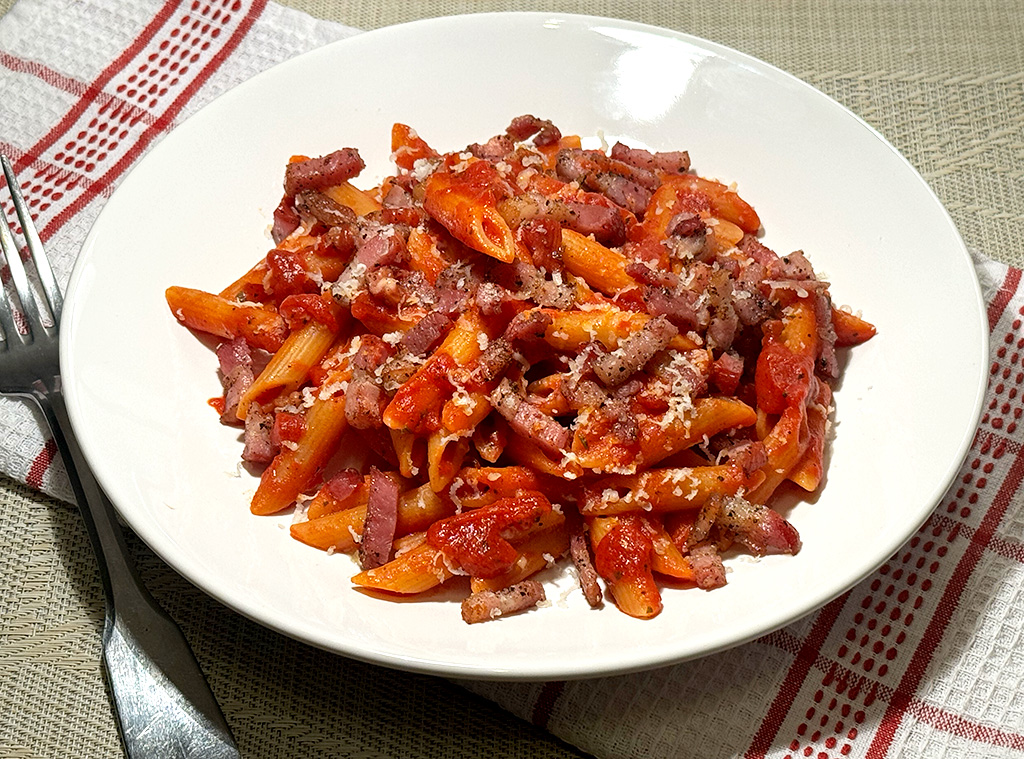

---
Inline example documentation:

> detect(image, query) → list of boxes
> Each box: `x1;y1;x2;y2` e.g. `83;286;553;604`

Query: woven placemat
1;1;1022;758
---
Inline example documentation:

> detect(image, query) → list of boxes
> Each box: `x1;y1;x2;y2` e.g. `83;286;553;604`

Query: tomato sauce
427;491;551;578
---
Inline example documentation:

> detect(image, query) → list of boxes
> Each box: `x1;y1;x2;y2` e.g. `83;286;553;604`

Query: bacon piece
271;196;300;244
717;440;768;476
667;211;706;238
813;290;839;379
294;190;357;229
241;406;276;464
360;467;400;569
468;134;515;161
284;148;365;197
565;202;626;247
490;378;570;456
400;311;454;357
461;580;546;623
506;115;562;146
586;172;651;216
716;498;801;556
570;529;603;608
610;142;691;175
467;309;553;388
592;315;678;386
357;228;406;269
345;336;392;430
216;337;253;425
324;469;364;501
733;262;773;326
737;234;783;278
687;544;727;590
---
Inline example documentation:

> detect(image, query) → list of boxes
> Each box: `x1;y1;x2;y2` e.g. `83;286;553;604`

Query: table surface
1;1;1021;757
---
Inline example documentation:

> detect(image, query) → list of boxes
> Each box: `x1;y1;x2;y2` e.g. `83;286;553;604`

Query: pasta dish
166;116;874;622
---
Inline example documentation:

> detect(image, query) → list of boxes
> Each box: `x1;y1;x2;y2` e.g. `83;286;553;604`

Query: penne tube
559;228;636;295
351;541;454;594
406;226;450;285
383;308;494;433
390;428;427;479
580;464;756;515
586;515;662;619
423;165;518;263
427;430;471;492
165;286;287;352
747;404;810;504
250;394;348;515
291;482;456;553
572;396;757;473
322;181;381;216
238;319;338;419
542;306;700;353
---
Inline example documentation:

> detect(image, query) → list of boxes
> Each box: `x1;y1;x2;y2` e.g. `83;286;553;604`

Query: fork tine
0;180;41;343
2;156;62;324
0;266;19;347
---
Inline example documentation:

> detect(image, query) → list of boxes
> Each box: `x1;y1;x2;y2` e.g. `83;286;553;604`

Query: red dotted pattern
5;1;247;230
984;309;1024;434
778;304;1024;758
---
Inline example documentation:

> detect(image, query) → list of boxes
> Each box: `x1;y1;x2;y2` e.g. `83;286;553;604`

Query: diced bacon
217;337;253;425
687;544;727;590
324;469;364;501
461;580;547;623
357;229;406;269
570;530;604;607
468;134;515;161
346;336;392;429
294;190;357;229
586;172;651;216
517;218;564;270
717;440;768;476
737;234;783;278
284;148;365;197
706;308;739;351
505;308;553;343
667;212;706;238
490;378;571;456
565;202;626;247
813;291;839;379
716;498;801;556
733;262;772;326
241;407;276;464
610;142;691;175
271;196;300;244
593;315;678;386
505;115;562;146
778;250;816;280
360;467;400;569
400;311;454;356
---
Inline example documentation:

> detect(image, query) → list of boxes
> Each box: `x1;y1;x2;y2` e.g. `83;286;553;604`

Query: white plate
62;13;987;680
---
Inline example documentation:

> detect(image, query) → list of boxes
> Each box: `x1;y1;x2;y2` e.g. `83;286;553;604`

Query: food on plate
166;115;875;622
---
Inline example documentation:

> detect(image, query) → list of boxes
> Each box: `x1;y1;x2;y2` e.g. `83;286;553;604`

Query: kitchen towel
2;2;1022;757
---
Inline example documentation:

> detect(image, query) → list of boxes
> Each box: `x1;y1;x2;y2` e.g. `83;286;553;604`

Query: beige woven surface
1;1;1022;758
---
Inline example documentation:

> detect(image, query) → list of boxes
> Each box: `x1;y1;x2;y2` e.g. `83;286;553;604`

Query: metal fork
0;156;241;758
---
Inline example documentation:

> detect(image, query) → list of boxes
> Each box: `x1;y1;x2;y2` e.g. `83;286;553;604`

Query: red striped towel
3;2;1022;757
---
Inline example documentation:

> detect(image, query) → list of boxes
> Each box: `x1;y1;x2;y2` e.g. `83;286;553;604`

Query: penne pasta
170;117;873;624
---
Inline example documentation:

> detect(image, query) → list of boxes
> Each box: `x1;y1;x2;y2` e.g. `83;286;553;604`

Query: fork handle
42;390;241;758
